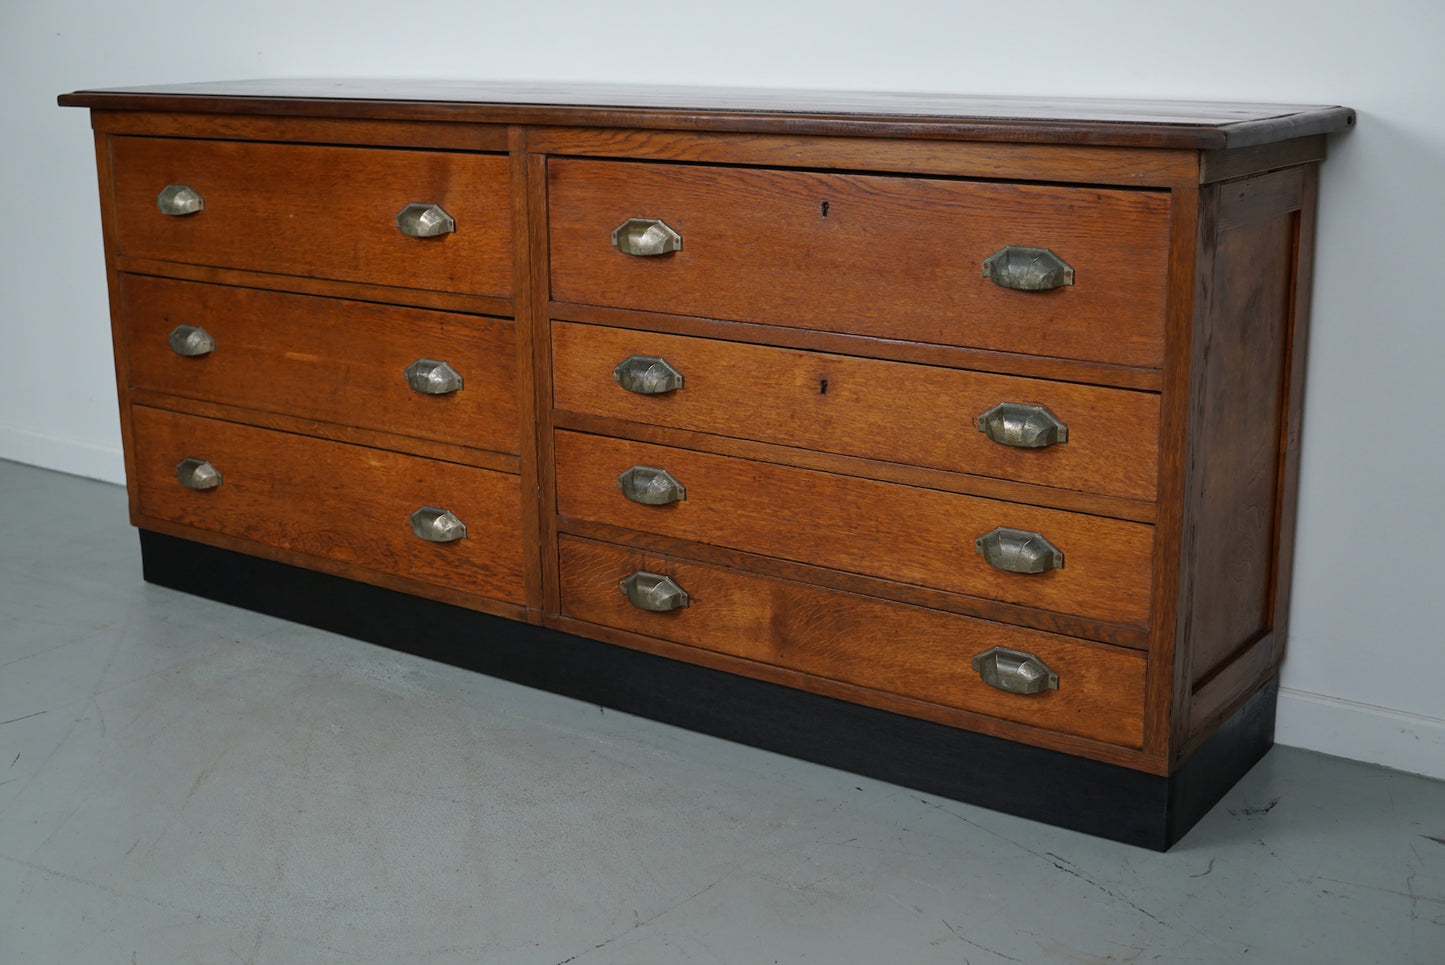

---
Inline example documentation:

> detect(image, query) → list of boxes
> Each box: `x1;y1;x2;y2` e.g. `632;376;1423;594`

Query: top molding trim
59;79;1355;150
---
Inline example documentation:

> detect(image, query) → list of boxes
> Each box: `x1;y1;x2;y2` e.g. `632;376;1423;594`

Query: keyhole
820;201;830;218
819;379;829;395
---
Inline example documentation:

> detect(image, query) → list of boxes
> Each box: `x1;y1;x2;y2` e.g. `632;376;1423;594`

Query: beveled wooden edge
128;390;522;474
134;517;530;620
1150;181;1207;765
554;515;1151;649
510;127;546;622
95;132;142;521
88;109;510;152
1268;167;1319;672
554;410;1158;524
528;126;1200;185
60;81;1355;150
114;258;516;319
545;613;1155;770
550;303;1165;392
1200;135;1326;184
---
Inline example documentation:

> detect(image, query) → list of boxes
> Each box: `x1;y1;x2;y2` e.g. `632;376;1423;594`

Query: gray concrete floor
1;458;1442;965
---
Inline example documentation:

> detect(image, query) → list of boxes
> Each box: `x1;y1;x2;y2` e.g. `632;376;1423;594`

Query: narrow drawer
110;137;512;296
131;406;524;604
548;159;1171;368
124;275;519;455
560;536;1146;747
554;431;1153;627
552;321;1160;501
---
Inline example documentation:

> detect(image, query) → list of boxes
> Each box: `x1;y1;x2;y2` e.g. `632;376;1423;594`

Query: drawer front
132;406;525;603
552;321;1160;501
560;536;1146;747
554;431;1153;627
548;159;1171;368
110;137;512;296
124;275;519;454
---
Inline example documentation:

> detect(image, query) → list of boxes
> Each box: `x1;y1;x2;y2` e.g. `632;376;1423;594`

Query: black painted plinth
139;530;1275;850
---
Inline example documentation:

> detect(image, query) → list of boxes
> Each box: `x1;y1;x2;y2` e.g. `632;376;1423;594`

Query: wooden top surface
59;79;1354;149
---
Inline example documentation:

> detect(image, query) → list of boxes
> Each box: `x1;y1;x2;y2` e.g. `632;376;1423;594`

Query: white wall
4;0;1442;779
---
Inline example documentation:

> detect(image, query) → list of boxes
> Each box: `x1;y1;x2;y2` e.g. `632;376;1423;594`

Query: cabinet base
138;530;1274;850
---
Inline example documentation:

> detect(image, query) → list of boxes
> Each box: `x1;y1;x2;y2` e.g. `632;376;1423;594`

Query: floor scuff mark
1229;797;1280;816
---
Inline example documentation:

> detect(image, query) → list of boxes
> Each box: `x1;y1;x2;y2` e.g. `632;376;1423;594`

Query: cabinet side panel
1182;169;1306;722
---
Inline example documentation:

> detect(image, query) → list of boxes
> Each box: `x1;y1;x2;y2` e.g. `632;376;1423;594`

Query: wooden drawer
123;275;519;455
552;321;1160;501
131;406;525;603
559;536;1146;747
554;431;1153;627
548;159;1171;368
110;137;512;296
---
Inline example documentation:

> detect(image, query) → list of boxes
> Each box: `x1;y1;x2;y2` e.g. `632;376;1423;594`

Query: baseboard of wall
1277;687;1445;781
0;425;124;485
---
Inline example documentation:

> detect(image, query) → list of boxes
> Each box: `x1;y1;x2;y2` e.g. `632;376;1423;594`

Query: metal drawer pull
982;246;1074;291
617;465;686;505
976;402;1068;448
975;526;1064;574
157;184;204;216
395;202;455;238
167;324;216;357
972;646;1059;695
611;218;682;257
619;571;690;612
175;458;222;490
404;358;464;395
613;355;684;395
409;506;467;542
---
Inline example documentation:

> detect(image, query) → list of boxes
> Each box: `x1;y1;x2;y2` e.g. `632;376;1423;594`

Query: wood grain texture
131;406;525;604
91;109;509;151
529;127;1198;184
110;137;513;296
122;275;519;455
548;159;1172;367
61;80;1355;149
554;430;1155;626
559;535;1147;747
126;389;519;475
551;302;1165;391
113;257;514;319
558;516;1150;648
1182;206;1293;691
554;410;1158;523
552;320;1161;501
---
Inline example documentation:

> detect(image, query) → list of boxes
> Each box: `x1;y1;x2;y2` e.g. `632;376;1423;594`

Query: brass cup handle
611;218;682;257
175;458;222;490
168;324;216;357
404;358;464;395
613;355;684;395
157;184;204;216
976;402;1068;449
409;506;467;542
619;571;690;612
396;203;455;238
972;646;1059;695
617;465;686;505
982;246;1074;291
975;526;1064;574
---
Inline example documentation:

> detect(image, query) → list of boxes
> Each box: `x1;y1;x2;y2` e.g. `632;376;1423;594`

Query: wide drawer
131;406;525;603
124;275;519;455
554;431;1153;627
110;137;512;296
548;159;1171;368
559;536;1146;747
552;321;1160;501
